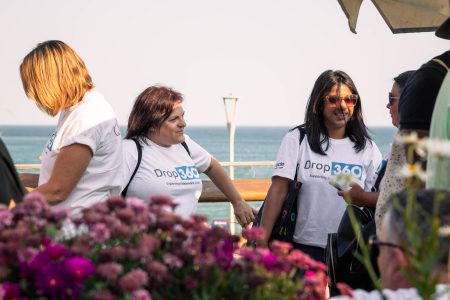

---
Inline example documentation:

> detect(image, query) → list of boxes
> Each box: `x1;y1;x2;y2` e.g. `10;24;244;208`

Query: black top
399;50;450;130
0;138;26;205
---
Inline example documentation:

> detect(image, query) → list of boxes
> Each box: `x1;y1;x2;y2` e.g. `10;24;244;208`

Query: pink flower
64;256;96;282
148;195;177;209
89;223;111;243
242;227;266;242
287;250;327;271
163;253;183;269
116;207;135;223
0;282;20;300
146;261;168;282
261;252;279;271
90;290;117;300
336;282;353;297
97;262;123;281
22;192;46;215
107;197;127;210
269;240;293;256
17;247;38;264
127;198;147;211
132;289;152;300
184;277;198;290
0;209;13;229
119;269;149;293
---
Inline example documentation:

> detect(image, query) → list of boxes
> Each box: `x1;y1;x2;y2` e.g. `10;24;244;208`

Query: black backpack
325;205;379;291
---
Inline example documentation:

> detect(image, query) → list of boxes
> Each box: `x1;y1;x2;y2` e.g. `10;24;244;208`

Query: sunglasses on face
324;94;358;108
388;92;399;106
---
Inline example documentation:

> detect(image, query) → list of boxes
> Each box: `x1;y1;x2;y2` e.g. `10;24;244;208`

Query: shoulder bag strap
294;127;306;181
121;138;143;197
433;58;449;71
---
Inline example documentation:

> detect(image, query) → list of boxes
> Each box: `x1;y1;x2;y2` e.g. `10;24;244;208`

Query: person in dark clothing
376;16;450;231
0;138;26;206
399;50;450;131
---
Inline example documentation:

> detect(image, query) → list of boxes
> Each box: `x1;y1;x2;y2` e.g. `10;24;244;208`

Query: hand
232;200;257;228
337;183;365;206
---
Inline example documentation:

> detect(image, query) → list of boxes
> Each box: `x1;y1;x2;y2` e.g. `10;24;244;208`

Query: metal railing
16;161;275;231
16;161;276;171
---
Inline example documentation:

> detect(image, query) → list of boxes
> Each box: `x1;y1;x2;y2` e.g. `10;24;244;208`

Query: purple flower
45;243;70;262
89;223;111;243
97;262;123;281
64;256;95;282
118;268;149;293
22;192;47;215
34;263;67;297
215;239;234;270
0;282;21;300
261;251;279;271
132;289;152;300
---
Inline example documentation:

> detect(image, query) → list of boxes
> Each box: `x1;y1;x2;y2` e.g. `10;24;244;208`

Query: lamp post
222;94;238;234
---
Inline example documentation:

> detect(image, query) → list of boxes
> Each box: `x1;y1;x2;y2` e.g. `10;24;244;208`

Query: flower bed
0;193;328;300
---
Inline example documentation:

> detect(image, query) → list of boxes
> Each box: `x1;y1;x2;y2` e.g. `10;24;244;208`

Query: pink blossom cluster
0;193;330;300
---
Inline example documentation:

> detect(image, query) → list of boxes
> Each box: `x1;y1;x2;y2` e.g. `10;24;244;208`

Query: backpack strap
121;138;142;197
121;139;191;197
181;141;191;157
294;127;306;181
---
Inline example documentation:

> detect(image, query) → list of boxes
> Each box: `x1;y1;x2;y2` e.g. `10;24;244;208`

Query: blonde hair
20;40;94;116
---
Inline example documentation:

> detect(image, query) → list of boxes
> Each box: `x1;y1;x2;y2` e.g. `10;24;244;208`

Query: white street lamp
222;94;238;234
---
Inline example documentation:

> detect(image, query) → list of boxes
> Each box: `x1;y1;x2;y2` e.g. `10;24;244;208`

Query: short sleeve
272;130;300;181
363;142;383;191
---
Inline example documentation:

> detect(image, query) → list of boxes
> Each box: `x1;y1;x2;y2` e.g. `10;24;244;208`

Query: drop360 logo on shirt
331;162;363;180
155;166;200;180
175;166;200;180
303;160;363;180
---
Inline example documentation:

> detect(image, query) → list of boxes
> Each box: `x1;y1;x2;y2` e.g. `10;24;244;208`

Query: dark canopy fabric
338;0;450;34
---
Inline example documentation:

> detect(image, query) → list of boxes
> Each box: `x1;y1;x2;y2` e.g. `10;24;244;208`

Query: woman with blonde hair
20;40;122;215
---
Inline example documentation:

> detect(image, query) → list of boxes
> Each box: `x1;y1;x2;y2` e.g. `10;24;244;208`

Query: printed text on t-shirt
155;166;200;180
303;160;363;180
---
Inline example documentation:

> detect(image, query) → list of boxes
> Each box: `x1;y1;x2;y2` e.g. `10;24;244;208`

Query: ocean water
0;125;396;228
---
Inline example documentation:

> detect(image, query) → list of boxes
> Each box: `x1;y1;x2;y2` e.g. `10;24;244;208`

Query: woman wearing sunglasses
260;70;382;263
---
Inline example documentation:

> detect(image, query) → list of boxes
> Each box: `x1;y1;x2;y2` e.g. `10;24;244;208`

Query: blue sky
0;0;448;127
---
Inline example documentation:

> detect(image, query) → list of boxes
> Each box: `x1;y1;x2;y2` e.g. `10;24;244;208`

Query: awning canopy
338;0;450;34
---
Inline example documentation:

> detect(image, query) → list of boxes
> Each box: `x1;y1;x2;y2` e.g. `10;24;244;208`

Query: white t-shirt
332;285;450;300
122;135;211;218
273;129;382;248
39;91;123;215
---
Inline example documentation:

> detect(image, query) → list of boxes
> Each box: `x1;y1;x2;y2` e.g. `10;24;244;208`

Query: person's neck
327;128;346;139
